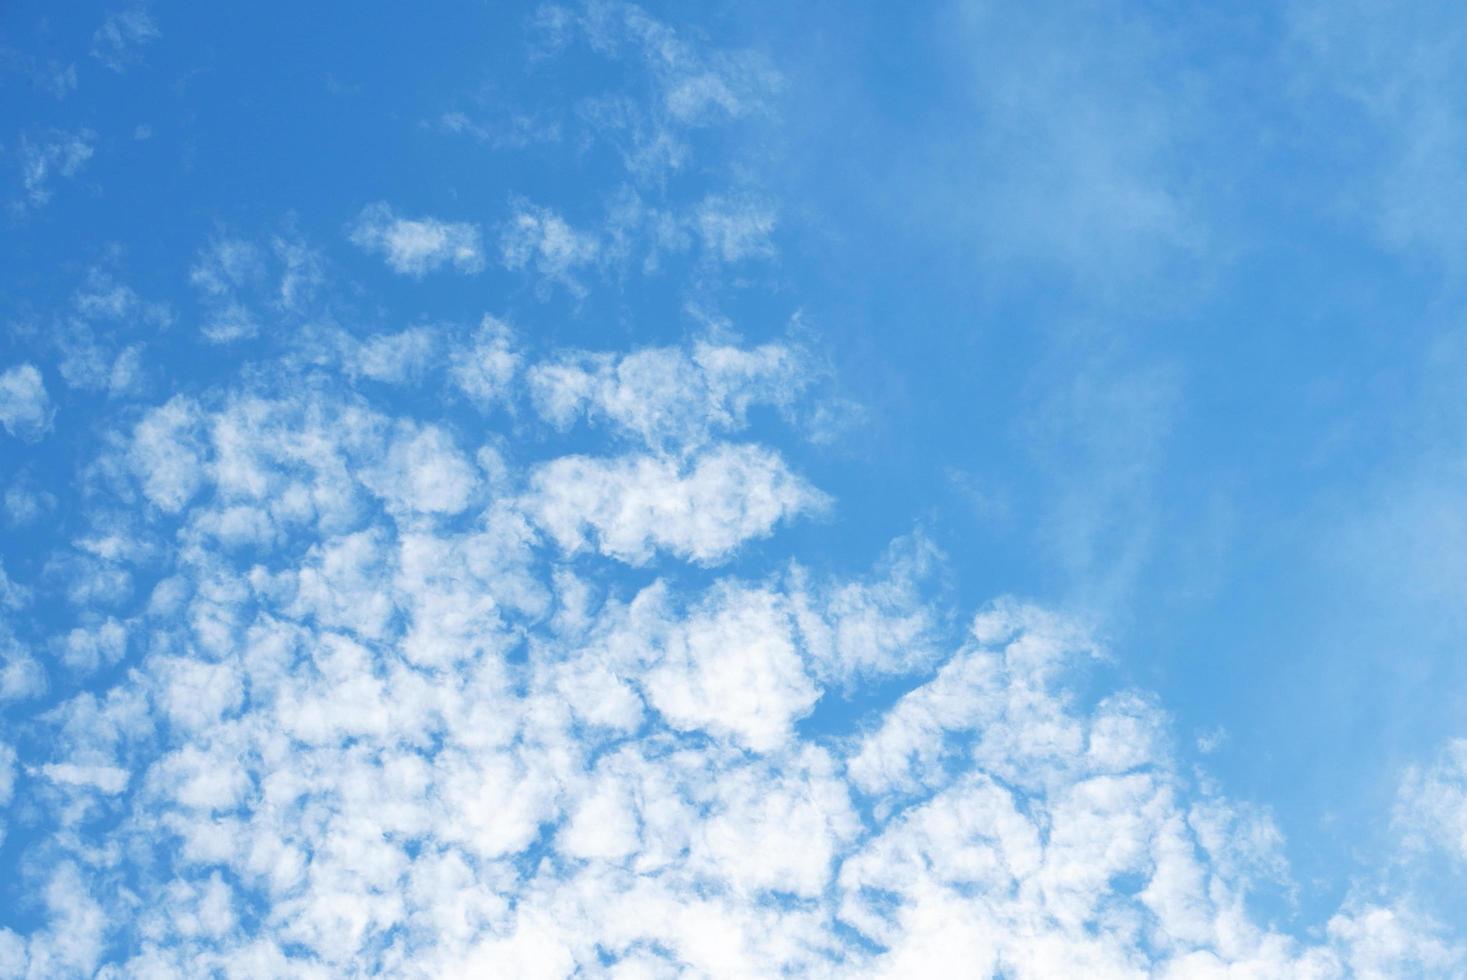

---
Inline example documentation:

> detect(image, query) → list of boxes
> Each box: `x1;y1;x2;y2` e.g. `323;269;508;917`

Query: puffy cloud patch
526;443;827;565
0;363;54;441
450;316;520;409
349;202;486;277
130;396;207;512
528;338;807;450
499;202;601;296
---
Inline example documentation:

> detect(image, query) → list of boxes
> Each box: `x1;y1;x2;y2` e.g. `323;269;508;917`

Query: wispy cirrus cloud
12;129;94;213
0;364;54;442
90;7;160;73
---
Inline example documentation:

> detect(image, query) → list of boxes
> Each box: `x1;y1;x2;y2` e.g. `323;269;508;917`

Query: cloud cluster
0;329;1458;977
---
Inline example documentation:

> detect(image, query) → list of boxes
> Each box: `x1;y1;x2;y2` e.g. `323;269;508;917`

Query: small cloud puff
0;364;54;441
527;443;828;565
349;202;485;277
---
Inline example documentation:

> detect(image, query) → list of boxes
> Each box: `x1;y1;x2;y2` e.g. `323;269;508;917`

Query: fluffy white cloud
190;238;265;300
0;616;45;703
0;363;54;441
450;316;520;409
527;338;807;450
349;202;486;277
360;423;480;515
130;396;207;512
643;583;819;751
526;443;827;565
55;617;128;674
35;761;130;794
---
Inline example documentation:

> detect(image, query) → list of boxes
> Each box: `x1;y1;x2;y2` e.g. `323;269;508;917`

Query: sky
2;0;1467;976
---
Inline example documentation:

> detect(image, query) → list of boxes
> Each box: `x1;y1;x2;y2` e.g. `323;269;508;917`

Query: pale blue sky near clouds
3;0;1467;975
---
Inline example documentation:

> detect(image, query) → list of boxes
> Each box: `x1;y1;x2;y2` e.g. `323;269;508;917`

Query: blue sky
4;0;1467;975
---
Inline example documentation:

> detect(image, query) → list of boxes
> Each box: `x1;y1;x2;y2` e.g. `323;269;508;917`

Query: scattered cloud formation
0;326;1459;974
0;50;77;100
349;202;486;277
186;228;325;342
7;1;1467;975
531;1;781;180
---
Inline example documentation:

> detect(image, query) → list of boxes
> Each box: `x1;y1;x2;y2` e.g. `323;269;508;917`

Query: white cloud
643;583;819;751
35;762;130;795
90;8;160;72
130;396;206;512
0;624;44;703
349;202;485;277
499;202;600;295
53;268;169;391
346;327;439;384
55;617;128;674
4;478;56;526
0;363;54;441
695;195;777;262
1396;738;1467;863
526;443;828;565
450;316;520;409
15;129;95;211
190;238;265;299
360;423;480;515
554;2;781;180
528;337;808;450
187;230;326;342
0;562;29;612
200;303;259;343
